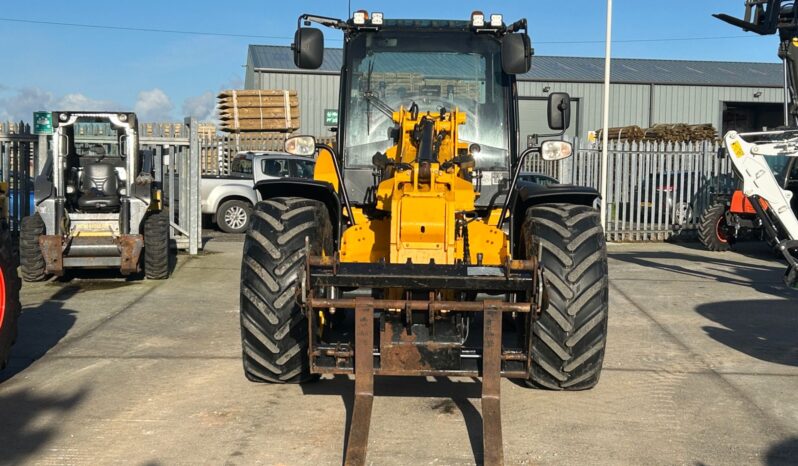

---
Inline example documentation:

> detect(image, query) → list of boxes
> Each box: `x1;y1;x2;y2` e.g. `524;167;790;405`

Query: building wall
250;71;340;138
249;69;784;139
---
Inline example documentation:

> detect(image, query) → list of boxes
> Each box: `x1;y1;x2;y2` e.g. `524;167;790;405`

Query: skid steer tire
239;197;332;384
143;209;171;280
698;202;732;252
522;204;609;390
0;226;22;370
20;214;46;282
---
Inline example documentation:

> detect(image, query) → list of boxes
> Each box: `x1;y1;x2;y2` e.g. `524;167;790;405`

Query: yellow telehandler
240;11;609;464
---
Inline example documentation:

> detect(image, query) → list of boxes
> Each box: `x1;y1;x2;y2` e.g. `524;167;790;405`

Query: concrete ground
1;236;797;465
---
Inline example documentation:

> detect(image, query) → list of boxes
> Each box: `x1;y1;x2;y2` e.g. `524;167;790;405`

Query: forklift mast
715;0;798;125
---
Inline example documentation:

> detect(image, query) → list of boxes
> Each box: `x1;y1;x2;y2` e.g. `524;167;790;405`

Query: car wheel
217;200;252;234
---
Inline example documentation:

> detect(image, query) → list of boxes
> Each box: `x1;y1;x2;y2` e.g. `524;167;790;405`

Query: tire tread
522;203;609;391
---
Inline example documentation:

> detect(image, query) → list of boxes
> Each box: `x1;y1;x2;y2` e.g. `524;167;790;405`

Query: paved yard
1;238;797;465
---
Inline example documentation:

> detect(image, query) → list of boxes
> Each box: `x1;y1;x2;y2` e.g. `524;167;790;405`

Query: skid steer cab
239;11;608;465
20;112;172;281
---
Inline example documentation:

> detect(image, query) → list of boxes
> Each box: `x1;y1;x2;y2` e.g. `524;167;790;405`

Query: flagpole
600;0;613;229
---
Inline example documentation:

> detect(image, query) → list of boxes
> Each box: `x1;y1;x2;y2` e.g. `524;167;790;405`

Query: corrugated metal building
245;44;784;140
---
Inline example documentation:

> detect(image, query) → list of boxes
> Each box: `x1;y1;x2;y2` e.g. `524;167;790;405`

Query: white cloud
182;91;215;122
0;87;54;122
57;93;118;111
0;88;123;122
134;88;174;121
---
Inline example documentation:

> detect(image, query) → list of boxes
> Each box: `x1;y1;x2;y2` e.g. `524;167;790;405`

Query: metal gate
139;118;202;255
0;122;37;233
525;139;734;242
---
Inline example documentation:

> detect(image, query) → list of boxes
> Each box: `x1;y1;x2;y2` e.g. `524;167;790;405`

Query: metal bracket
118;234;144;275
39;235;64;276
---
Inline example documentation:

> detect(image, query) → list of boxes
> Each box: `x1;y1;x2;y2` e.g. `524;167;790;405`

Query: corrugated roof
248;44;783;87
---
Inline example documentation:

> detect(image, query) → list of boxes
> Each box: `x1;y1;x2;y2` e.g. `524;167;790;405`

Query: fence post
185;117;201;254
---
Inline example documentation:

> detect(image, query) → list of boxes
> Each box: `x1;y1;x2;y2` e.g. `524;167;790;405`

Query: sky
0;0;783;123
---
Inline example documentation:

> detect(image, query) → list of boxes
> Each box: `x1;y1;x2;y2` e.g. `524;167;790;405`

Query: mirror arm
531;129;567;143
497;146;538;228
506;18;527;34
316;143;355;226
298;13;348;30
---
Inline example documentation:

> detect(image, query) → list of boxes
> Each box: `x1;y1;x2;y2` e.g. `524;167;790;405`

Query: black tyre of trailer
521;203;609;390
698;202;732;252
0;226;22;370
217;199;252;234
239;197;332;383
143;209;171;279
19;214;47;282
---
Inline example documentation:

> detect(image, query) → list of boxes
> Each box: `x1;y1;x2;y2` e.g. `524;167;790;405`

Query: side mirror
541;141;573;161
285;135;317;157
547;92;571;131
501;33;532;75
292;28;324;69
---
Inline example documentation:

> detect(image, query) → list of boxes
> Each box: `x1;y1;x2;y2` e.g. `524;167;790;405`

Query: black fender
511;181;600;256
254;179;342;247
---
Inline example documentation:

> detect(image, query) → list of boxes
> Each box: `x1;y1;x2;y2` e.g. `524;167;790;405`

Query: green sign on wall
33;111;53;135
324;109;339;126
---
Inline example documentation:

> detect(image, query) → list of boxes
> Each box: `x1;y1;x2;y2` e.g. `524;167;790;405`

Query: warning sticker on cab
731;141;745;158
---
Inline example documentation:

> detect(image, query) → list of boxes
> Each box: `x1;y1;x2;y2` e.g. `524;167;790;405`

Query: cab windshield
343;30;509;170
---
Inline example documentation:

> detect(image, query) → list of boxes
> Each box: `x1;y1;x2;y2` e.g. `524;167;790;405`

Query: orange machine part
729;190;769;215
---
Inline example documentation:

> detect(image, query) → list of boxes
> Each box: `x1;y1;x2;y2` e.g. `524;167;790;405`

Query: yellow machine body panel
313;148;340;192
338;107;509;266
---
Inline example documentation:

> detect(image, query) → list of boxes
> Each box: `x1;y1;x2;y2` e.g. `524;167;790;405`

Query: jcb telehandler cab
239;11;608;464
20;112;171;281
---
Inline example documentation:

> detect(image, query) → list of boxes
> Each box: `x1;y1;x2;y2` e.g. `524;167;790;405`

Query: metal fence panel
525;138;731;242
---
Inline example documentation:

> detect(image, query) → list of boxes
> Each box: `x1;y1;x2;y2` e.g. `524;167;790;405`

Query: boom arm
716;1;798;288
723;131;798;287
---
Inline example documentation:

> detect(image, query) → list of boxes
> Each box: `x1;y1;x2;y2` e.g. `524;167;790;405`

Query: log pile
217;90;299;133
596;123;718;143
596;125;646;141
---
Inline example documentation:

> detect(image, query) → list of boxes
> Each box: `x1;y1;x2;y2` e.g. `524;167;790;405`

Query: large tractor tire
698;202;732;252
19;214;47;282
0;226;22;370
239;197;332;383
217;199;252;234
521;204;609;390
143;209;171;279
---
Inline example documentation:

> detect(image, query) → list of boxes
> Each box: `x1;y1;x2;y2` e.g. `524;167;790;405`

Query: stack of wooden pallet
217;90;299;133
595;123;718;143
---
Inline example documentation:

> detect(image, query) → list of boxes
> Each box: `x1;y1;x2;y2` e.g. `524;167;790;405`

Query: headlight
490;14;503;27
540;141;573;161
471;11;485;27
284;136;316;157
118;113;128;122
353;10;367;25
